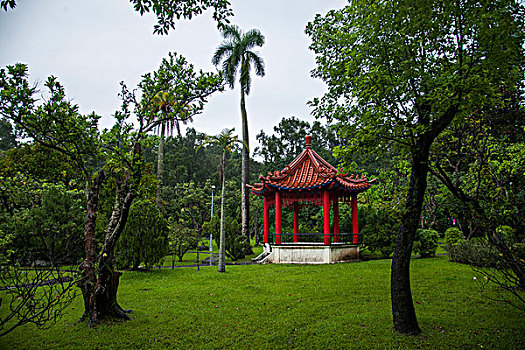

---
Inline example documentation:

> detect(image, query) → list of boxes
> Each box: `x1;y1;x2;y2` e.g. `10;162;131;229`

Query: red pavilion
248;135;374;263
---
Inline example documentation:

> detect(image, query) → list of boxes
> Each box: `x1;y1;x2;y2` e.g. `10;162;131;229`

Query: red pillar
275;191;282;244
263;196;269;244
323;190;331;245
293;201;299;243
333;195;340;243
352;194;359;244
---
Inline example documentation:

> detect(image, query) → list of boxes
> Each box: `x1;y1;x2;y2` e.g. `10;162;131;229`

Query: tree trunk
79;143;142;325
218;157;227;273
78;170;105;323
156;122;165;208
391;141;431;335
240;89;251;242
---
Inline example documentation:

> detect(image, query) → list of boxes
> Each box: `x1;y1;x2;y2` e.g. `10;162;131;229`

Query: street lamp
209;185;216;252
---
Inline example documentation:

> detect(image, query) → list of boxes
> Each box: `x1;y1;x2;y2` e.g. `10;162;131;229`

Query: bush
115;198;169;269
413;229;439;258
512;243;525;260
168;218;199;262
7;184;85;265
445;240;499;267
360;205;399;258
445;227;463;246
224;217;251;261
495;225;516;245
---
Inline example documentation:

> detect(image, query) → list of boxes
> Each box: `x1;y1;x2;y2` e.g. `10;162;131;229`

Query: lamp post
209;185;216;252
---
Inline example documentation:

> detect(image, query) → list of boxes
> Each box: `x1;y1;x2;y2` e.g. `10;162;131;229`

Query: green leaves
306;0;525;156
212;24;265;94
129;0;233;35
138;52;224;135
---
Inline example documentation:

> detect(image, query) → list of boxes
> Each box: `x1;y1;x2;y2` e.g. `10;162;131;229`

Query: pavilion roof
248;135;374;197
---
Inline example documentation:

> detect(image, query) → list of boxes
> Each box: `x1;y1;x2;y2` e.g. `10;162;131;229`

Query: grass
1;256;523;349
162;240;264;267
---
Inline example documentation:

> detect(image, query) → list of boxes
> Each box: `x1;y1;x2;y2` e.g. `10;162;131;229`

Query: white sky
0;0;347;151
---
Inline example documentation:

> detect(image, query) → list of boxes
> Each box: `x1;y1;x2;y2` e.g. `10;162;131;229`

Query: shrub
168;218;199;262
495;225;516;245
413;229;439;258
224;217;250;261
444;240;499;267
360;205;399;258
115;198;169;269
445;227;463;246
512;243;525;260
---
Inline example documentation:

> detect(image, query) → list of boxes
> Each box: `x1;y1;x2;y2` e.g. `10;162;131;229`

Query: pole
209;186;215;252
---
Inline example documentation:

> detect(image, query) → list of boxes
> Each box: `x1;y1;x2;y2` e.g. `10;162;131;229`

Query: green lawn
162;240;264;267
1;256;523;349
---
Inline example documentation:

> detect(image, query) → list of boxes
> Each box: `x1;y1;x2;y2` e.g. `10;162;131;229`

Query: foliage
255;116;339;172
0;143;80;187
138;52;224;133
360;205;399;258
444;227;464;246
413;229;439;258
0;0;15;12
168;217;199;263
306;0;525;334
212;23;265;239
223;216;250;261
11;184;85;264
0;55;223;325
130;0;233;35
445;240;499;268
197;128;245;272
0;183;82;337
115;199;169;269
495;225;516;246
212;24;265;95
165;180;215;236
0;119;16;150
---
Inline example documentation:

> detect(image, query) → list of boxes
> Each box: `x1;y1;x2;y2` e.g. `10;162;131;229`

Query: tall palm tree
152;91;193;208
197;128;246;273
212;24;265;239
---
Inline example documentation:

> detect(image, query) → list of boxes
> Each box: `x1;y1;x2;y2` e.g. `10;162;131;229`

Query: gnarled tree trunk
79;143;142;325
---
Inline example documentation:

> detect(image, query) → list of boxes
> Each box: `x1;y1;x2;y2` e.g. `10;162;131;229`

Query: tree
130;0;233;35
0;180;82;337
306;0;524;334
115;198;169;269
0;58;222;325
197;128;245;273
1;1;233;36
168;217;199;263
0;119;16;151
140;53;223;208
212;24;265;240
255;116;339;172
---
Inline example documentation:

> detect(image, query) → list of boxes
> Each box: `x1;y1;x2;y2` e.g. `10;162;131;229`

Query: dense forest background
2;111;523;266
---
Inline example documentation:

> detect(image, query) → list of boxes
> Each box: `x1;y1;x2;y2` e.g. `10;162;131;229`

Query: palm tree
197;128;246;273
212;24;265;240
152;91;193;208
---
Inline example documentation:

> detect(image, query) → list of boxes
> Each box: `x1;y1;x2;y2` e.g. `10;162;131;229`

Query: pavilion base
262;243;360;264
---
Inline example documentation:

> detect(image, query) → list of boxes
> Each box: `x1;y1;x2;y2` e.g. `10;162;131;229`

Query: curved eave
250;180;374;196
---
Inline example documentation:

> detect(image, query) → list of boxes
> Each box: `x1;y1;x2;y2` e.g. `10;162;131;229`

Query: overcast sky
0;0;347;150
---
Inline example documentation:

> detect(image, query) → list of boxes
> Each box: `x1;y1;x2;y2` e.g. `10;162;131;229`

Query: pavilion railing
259;232;362;245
